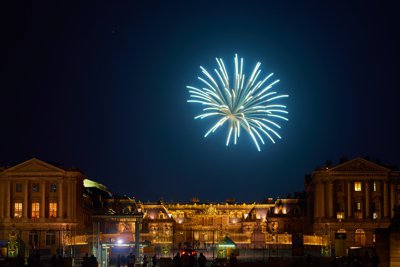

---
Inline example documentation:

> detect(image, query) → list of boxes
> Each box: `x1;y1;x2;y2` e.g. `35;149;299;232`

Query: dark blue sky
3;1;399;202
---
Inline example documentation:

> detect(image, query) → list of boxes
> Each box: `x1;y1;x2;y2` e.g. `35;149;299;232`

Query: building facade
138;197;307;253
1;156;400;262
0;158;93;258
305;157;400;253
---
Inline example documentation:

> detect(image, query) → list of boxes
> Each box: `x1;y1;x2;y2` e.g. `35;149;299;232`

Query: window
355;202;362;219
29;231;39;246
15;183;22;192
373;181;378;192
336;212;344;219
49;202;57;218
50;183;57;192
355;229;366;246
354;182;362;191
45;231;56;246
32;183;39;192
14;202;23;218
336;183;342;192
31;202;40;218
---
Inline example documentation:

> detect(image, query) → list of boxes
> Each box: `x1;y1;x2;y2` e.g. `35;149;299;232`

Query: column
58;181;63;218
0;182;4;218
383;182;388;218
72;180;76;219
321;183;327;218
23;182;28;218
6;180;11;218
365;181;370;219
391;183;395;218
41;181;46;218
135;220;141;261
314;182;319;219
67;180;72;219
328;181;334;218
347;181;352;218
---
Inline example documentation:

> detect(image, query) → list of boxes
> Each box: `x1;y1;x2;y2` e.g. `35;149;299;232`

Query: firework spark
187;54;289;151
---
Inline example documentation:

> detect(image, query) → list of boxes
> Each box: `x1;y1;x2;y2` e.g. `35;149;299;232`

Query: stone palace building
1;156;399;264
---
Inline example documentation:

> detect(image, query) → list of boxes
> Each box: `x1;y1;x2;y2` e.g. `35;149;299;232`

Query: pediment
331;157;390;173
3;158;65;174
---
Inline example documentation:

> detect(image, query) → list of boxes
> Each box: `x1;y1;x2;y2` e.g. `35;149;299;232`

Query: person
181;251;190;267
229;253;237;267
117;254;121;267
152;254;157;267
143;255;148;267
121;254;127;267
89;254;98;267
198;252;207;267
128;253;136;267
173;252;181;267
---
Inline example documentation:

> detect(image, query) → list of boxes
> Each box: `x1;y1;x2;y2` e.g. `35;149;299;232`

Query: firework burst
187;54;289;151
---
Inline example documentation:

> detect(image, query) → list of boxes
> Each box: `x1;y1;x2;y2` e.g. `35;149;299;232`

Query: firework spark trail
187;54;289;151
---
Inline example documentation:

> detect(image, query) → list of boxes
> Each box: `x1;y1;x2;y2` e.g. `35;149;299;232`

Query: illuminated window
14;202;23;218
336;212;344;219
15;183;22;192
50;183;57;192
373;182;378;192
32;183;39;192
31;202;40;218
354;182;362;191
49;202;57;218
45;231;56;246
356;202;361;211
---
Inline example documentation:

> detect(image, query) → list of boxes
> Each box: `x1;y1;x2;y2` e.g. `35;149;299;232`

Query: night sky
3;1;399;203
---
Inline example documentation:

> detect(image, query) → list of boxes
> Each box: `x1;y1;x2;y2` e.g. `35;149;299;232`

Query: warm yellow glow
31;202;40;218
373;182;377;192
49;202;57;218
336;212;344;219
354;181;362;191
14;202;22;218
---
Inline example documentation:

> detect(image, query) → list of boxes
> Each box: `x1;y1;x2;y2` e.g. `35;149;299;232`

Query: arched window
355;229;366;246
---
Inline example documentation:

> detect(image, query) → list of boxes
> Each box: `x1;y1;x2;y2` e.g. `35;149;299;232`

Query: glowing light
117;239;123;244
187;54;289;151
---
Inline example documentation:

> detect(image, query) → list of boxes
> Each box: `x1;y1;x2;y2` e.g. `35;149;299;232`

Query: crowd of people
81;254;98;267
